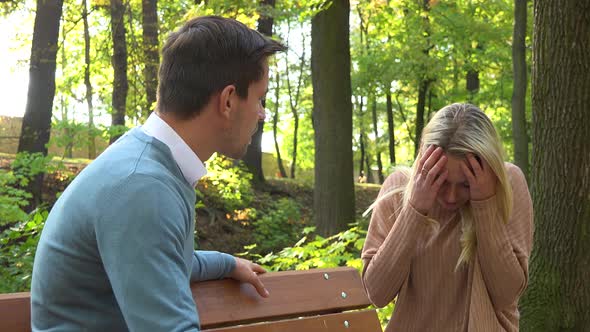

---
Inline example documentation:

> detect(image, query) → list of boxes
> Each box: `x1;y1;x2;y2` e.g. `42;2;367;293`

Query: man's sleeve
190;251;236;282
96;175;201;332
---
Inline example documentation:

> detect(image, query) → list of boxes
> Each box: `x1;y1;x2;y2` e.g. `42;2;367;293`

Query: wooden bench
0;267;382;331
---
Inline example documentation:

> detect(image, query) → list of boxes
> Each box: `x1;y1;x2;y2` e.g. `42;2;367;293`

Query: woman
362;103;533;331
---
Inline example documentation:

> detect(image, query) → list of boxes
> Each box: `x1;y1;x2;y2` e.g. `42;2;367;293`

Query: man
31;16;286;331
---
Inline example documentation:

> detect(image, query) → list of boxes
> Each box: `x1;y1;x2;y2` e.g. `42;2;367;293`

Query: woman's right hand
409;145;449;215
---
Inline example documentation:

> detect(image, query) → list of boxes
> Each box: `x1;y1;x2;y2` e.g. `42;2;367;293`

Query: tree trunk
83;0;96;159
60;24;72;159
371;95;384;183
415;79;428;157
285;25;306;179
511;0;529;181
385;91;395;165
272;69;287;178
142;0;158;120
358;133;365;175
18;0;63;155
519;1;590;330
290;112;299;179
18;0;64;207
364;135;374;184
311;0;355;236
414;0;431;158
110;0;128;144
242;0;275;185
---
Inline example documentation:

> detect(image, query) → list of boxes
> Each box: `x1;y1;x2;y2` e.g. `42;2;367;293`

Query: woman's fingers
466;154;483;177
426;154;447;184
433;168;449;189
460;160;476;184
422;147;444;177
417;145;436;171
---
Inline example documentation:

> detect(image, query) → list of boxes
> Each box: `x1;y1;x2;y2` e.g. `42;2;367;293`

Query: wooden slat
193;267;370;329
204;309;382;332
0;292;31;332
0;267;373;332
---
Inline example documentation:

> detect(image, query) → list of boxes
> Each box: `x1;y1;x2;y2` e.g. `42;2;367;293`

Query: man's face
221;60;269;159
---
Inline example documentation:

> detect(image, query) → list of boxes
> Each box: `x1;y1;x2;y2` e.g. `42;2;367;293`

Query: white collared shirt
141;112;207;187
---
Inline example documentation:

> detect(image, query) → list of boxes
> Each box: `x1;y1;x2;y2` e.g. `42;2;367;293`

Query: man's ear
218;84;237;120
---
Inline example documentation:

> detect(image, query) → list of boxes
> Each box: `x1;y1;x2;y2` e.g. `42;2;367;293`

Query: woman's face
436;155;471;211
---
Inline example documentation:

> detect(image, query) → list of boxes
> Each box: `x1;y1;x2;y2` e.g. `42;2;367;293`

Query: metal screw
324;273;329;280
344;320;350;328
341;291;347;299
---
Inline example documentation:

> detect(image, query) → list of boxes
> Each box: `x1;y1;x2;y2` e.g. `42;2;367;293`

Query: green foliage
0;152;55;227
252;197;305;253
10;152;55;187
197;155;255;212
0;170;29;226
0;209;47;293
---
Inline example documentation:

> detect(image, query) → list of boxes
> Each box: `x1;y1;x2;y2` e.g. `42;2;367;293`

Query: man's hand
229;257;269;298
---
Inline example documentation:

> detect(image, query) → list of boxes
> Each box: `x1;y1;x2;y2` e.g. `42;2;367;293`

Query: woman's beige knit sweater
362;163;533;332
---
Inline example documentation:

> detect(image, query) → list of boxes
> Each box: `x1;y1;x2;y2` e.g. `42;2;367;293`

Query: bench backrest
0;267;382;331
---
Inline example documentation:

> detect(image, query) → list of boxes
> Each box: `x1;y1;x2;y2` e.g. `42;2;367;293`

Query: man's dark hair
156;16;287;119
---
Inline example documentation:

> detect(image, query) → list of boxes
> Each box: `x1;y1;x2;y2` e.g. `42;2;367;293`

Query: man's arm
97;175;201;331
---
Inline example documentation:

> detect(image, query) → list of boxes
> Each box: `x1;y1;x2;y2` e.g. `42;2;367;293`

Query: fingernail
264;289;270;296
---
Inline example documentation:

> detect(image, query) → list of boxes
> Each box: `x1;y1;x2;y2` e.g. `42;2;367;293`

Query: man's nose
258;108;267;121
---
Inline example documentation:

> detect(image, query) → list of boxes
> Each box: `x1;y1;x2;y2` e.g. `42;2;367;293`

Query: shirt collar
141;112;207;187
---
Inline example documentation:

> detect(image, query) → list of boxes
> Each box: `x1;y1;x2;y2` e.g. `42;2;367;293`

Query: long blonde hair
367;103;513;267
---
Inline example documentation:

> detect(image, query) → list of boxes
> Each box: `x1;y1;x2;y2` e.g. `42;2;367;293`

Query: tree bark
272;69;287;178
511;0;529;181
415;79;428;157
414;0;431;158
142;0;158;120
311;0;355;236
386;91;395;165
18;0;64;207
519;1;590;330
371;95;384;183
242;0;275;185
110;0;128;144
18;0;64;155
83;0;96;159
285;25;306;179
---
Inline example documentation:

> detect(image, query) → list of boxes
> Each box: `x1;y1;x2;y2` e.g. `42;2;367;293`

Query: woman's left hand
460;154;497;201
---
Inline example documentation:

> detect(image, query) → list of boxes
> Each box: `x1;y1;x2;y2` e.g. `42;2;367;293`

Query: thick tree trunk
311;0;355;236
511;0;529;181
386;91;395;165
110;0;128;144
83;0;96;159
242;0;275;185
519;1;590;330
142;0;159;120
371;95;384;183
18;0;64;207
18;0;63;155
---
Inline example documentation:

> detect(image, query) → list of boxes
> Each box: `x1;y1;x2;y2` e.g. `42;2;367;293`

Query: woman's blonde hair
366;103;512;268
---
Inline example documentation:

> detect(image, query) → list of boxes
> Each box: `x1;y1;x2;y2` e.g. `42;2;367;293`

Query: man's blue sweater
31;128;235;331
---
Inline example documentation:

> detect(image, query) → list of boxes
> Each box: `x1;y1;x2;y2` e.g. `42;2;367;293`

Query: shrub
251;198;305;254
197;155;254;212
